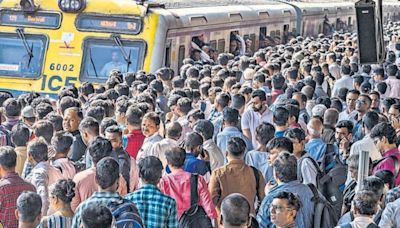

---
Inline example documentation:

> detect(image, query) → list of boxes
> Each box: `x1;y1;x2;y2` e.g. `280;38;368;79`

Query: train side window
348;17;352;26
178;45;185;71
270;31;276;38
250;33;256;51
164;46;171;67
259;26;267;40
210;40;217;50
217;39;225;53
275;30;280;38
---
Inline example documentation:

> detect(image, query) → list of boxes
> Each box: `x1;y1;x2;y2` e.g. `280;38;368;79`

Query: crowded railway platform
1;0;400;228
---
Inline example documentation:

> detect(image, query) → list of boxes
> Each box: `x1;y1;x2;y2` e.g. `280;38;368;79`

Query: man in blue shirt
257;152;315;228
183;132;211;177
273;106;289;138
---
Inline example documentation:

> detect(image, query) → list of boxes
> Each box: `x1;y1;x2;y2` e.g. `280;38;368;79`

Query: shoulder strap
297;157;305;183
190;174;199;206
250;166;260;199
389;155;399;177
307;183;320;201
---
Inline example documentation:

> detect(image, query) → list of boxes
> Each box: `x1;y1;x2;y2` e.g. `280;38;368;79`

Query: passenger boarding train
0;0;399;96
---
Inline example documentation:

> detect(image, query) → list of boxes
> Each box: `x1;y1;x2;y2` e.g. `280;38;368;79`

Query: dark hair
138;156;163;185
79;117;100;136
273;152;297;182
231;94;245;110
100;117;118;136
0;146;17;169
285;128;306;142
165;122;182;139
88;137;112;164
3;98;21;117
60;97;80;115
287;67;298;80
330;98;343;113
376;82;388;95
374;170;395;189
177;97;192;114
221;193;250;226
17;191;42;223
79;82;95;96
252;89;266;101
386;64;398;76
11;124;30;147
362;111;380;132
336;120;354;133
341;64;351;75
96;157;120;189
165;147;186;168
370;122;397;144
272;191;301;211
115;83;130;97
33;120;54;144
273;106;289;126
360;176;385;202
86;106;105;124
227;137;246;157
272;74;285;90
82;203;113;228
126;106;143;126
143;112;161;126
184;132;203;151
216;92;231;108
315;72;325;85
51;131;73;154
267;137;293;153
353;191;378;216
194;120;214;140
36;102;54;120
28;138;48;162
255;122;276;145
51;179;76;203
382;98;396;113
105;125;122;137
45;114;64;132
223;107;239;126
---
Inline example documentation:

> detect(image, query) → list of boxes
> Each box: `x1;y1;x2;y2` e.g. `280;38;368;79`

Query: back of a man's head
96;157;120;190
82;203;113;228
0;146;17;171
352;190;378;216
138;156;163;185
220;193;250;228
27;138;48;163
273;152;298;183
88;137;112;164
227;137;246;157
16;191;42;225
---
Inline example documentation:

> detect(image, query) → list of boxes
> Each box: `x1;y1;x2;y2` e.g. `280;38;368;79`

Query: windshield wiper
111;34;131;72
16;28;34;68
88;48;98;77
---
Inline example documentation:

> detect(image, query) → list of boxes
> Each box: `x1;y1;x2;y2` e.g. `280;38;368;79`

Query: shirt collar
92;191;120;198
142;184;159;191
228;158;245;165
2;171;19;179
223;126;240;132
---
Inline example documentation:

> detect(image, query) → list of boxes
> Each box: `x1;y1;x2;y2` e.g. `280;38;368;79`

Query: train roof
147;0;281;9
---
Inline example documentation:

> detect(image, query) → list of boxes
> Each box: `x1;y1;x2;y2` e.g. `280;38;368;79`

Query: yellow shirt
14;146;28;176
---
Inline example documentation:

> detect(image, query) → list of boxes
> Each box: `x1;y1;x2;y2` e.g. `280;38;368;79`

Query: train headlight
58;0;86;13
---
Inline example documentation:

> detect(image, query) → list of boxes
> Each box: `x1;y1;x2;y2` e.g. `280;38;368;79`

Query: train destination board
76;14;142;35
0;10;61;29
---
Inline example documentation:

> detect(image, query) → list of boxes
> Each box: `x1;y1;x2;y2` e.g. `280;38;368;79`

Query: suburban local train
0;0;399;96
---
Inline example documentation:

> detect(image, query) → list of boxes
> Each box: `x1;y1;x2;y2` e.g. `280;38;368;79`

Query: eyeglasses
269;204;294;213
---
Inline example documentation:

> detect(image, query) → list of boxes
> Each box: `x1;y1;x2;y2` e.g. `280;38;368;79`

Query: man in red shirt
0;146;35;228
124;106;145;159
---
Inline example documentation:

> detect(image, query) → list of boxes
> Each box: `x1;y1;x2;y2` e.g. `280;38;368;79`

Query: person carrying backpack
72;158;144;228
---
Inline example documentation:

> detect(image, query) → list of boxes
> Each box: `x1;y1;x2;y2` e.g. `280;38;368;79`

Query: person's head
352;191;378;217
386;63;398;76
251;90;267;112
388;103;400;123
374;170;395;195
138;156;163;185
15;191;42;227
126;106;143;129
362;111;380;134
45;113;64;132
27;138;48;165
3;98;21;119
292;92;307;110
347;154;359;180
360;176;385;204
11;123;30;147
0;146;17;177
273;106;289;128
371;122;397;153
193;119;214;141
231;94;246;114
104;125;123;150
346;90;360;112
270;191;301;228
51;131;73;156
369;91;380;110
88;136;112;165
266;137;293;165
81;204;113;228
177;97;192;116
184;132;203;156
222;107;239;128
187;109;205;129
49;179;75;212
284;128;306;157
141;112;160;137
227;137;246;159
355;94;372;114
272;74;285;90
220;193;251;228
33;120;54;144
273;152;298;184
96;157;120;192
255;122;276;147
323;108;339;127
165;121;182;141
335;120;353;144
63;107;83;133
165;146;186;168
215;92;231;111
79;117;99;145
307;117;323;139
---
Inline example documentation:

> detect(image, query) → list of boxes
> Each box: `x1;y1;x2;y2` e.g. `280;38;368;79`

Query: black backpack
179;174;213;228
107;198;144;228
308;183;339;228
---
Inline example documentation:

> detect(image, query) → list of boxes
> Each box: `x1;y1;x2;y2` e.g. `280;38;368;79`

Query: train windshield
80;38;145;82
0;33;46;78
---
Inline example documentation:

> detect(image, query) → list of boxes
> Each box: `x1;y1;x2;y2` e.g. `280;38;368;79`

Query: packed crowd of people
1;21;400;228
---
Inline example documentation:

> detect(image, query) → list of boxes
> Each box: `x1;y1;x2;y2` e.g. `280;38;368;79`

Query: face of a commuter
355;96;370;113
270;198;297;228
142;117;159;137
63;109;81;132
105;132;122;150
252;96;265;112
346;92;358;111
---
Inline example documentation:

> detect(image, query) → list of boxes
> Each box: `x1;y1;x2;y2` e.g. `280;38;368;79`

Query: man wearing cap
21;106;36;129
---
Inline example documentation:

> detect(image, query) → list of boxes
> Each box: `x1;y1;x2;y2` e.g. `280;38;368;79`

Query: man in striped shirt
72;157;143;228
